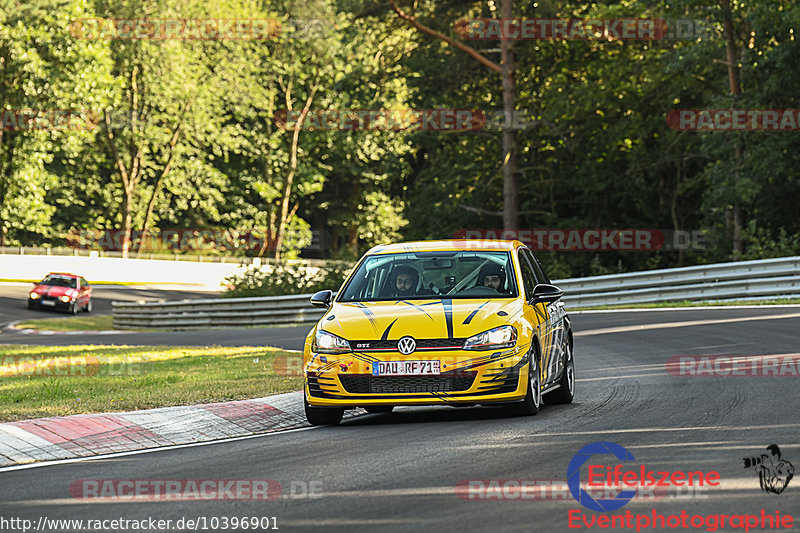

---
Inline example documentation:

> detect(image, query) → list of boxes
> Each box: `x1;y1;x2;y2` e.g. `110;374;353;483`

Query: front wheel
304;394;344;426
544;341;575;405
507;349;541;416
69;302;79;315
83;300;92;313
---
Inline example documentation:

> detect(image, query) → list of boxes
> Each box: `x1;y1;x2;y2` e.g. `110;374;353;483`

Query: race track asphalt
0;283;218;326
1;307;798;532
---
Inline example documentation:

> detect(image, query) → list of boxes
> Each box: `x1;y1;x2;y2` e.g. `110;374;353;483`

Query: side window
523;249;550;284
517;250;538;302
534;256;551;284
80;277;90;288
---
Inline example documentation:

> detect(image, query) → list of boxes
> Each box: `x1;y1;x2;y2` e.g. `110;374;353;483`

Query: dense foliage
2;0;798;277
222;261;351;297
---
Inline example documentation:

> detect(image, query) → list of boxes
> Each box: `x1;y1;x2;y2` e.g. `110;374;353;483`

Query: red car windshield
40;276;77;288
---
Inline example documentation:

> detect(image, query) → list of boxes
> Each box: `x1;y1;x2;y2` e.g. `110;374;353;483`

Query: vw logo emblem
397;336;416;355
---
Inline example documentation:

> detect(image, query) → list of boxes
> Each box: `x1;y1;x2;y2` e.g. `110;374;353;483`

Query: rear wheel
507;348;541;416
544;341;575;405
304;393;344;426
365;406;394;414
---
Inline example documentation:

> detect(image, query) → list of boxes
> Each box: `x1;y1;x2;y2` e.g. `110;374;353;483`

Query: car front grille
351;338;466;351
339;372;477;394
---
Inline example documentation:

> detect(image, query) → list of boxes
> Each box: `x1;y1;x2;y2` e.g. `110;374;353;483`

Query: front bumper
305;344;530;407
28;297;73;311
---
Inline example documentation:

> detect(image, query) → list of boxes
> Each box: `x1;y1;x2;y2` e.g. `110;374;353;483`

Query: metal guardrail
112;294;326;329
112;256;800;329
557;256;800;307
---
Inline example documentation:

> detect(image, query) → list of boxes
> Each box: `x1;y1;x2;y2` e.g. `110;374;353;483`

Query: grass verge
0;345;303;422
15;315;116;332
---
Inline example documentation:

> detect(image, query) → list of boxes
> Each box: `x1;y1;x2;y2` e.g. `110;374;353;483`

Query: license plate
371;360;440;376
41;300;55;306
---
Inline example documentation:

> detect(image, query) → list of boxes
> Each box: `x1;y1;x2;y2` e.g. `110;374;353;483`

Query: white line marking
575;312;800;336
571;304;800;314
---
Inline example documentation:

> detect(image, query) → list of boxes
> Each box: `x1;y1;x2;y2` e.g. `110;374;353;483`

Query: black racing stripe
462;301;490;325
443;298;453;338
350;303;378;331
352;352;381;363
381;318;398;340
397;300;435;320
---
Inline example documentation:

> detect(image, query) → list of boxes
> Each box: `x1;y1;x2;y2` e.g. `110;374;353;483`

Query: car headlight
463;325;517;350
59;295;71;303
29;292;40;299
312;330;351;354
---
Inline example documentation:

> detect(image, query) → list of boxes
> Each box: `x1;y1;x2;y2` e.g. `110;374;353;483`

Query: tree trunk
274;80;319;261
0;129;15;248
387;0;519;227
720;0;744;257
500;0;518;230
120;187;133;257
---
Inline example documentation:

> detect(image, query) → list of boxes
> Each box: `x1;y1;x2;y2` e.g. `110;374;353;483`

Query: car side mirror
310;290;334;308
529;283;563;305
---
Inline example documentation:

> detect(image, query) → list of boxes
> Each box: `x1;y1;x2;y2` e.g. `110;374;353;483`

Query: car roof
367;239;523;255
44;273;80;278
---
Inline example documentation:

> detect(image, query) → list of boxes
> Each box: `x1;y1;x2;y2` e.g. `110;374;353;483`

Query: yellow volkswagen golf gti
303;239;574;425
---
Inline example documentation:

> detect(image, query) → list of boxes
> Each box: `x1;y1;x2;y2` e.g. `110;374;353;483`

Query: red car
27;273;93;314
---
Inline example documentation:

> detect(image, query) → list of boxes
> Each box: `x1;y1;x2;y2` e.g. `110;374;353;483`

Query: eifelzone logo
567;442;637;512
567;441;721;513
743;444;795;494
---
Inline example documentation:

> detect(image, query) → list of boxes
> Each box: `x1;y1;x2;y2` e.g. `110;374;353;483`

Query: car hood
32;284;75;297
322;299;523;341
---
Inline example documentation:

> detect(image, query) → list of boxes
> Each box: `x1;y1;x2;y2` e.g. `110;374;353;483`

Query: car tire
84;300;92;313
70;302;79;315
304;393;344;426
544;341;575;405
365;406;394;414
508;347;541;416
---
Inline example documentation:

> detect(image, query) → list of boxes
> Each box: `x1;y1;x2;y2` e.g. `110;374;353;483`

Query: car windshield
338;251;518;302
41;276;77;288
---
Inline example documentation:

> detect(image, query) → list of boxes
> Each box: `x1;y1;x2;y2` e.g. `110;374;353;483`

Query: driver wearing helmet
476;263;505;293
385;265;420;298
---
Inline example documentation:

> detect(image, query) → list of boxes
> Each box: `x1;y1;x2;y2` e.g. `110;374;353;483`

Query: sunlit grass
15;315;115;331
0;345;303;422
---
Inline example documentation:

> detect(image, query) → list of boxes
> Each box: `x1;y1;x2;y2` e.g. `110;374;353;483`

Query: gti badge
397;336;416;355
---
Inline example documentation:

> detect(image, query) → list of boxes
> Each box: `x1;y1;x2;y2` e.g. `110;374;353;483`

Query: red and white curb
0;391;363;467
